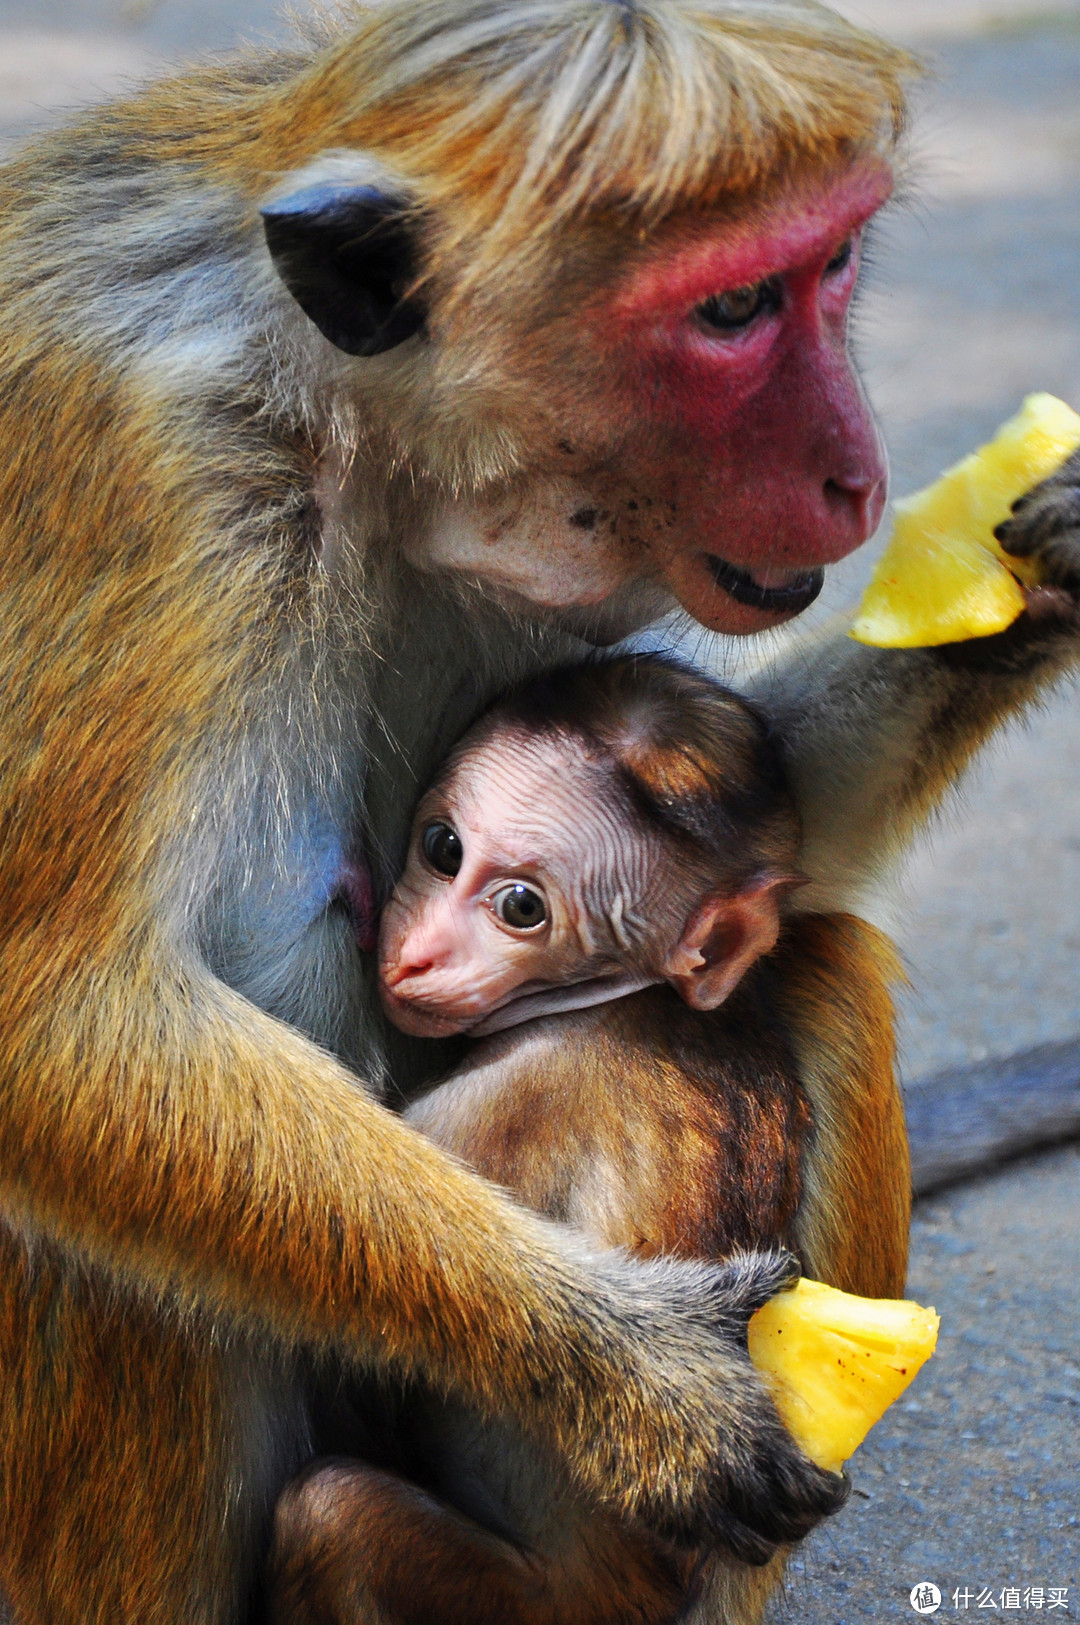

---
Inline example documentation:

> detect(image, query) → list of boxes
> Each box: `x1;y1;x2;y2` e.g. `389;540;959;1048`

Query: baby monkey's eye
421;821;463;877
491;883;547;931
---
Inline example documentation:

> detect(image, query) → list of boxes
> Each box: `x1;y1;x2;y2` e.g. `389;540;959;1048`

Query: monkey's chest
201;796;382;1075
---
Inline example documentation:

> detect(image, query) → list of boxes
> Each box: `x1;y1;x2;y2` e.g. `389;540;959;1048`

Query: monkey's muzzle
706;557;825;614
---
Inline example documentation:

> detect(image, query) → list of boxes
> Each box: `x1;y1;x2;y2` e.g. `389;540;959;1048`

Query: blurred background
0;0;1076;1611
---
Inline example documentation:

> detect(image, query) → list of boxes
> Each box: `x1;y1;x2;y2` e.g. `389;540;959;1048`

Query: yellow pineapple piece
851;392;1080;648
748;1278;939;1474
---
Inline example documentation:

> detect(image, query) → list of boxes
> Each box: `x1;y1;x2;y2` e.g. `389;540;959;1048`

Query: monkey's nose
823;471;887;540
381;956;435;988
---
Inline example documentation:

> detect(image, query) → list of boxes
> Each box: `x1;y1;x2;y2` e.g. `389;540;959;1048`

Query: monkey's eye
421;821;463;877
696;276;781;332
825;238;854;275
490;883;548;932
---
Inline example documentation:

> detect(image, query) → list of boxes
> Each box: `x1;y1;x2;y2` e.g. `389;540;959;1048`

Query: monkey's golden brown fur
1;0;1079;1618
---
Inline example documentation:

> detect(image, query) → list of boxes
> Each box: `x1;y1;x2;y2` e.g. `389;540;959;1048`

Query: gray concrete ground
777;1143;1080;1622
1;0;1077;1613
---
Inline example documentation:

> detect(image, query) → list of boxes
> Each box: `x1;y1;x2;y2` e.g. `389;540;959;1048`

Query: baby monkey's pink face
378;723;786;1038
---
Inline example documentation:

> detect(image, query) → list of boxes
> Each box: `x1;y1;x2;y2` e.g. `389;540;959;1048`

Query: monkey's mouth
706;557;825;615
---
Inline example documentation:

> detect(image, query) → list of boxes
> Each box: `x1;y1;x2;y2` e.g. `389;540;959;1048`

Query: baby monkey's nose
381;954;435;988
381;910;464;986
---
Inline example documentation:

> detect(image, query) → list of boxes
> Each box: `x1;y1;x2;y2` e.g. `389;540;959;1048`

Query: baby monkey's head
379;656;801;1038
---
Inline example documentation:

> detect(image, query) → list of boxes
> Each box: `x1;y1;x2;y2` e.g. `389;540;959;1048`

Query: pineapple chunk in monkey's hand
850;392;1080;649
748;1279;940;1475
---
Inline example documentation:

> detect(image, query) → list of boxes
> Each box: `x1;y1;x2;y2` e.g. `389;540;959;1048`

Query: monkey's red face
268;156;891;636
600;163;890;631
416;162;891;635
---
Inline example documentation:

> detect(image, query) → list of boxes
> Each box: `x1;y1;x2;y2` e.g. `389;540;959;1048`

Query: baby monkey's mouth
706;556;825;614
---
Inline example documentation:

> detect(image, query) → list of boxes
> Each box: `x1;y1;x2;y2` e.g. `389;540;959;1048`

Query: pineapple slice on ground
851;392;1080;649
748;1278;939;1475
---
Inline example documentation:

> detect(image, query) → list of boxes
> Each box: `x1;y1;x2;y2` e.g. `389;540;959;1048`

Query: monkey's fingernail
993;522;1026;553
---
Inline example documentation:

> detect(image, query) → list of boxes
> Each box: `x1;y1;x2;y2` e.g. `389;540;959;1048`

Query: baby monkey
269;656;839;1625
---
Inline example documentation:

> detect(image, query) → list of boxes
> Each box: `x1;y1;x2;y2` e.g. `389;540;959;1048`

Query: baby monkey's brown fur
268;661;902;1625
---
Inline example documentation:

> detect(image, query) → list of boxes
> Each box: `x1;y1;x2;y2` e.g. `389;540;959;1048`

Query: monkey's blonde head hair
293;0;918;283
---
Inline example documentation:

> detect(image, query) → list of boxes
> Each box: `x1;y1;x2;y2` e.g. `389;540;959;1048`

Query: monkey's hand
995;446;1080;615
761;443;1080;909
565;1247;847;1565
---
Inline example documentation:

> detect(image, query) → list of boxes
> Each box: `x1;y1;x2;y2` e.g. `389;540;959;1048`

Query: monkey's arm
0;940;846;1560
754;459;1080;911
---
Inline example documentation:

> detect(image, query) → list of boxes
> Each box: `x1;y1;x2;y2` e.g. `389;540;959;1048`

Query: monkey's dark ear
261;184;426;358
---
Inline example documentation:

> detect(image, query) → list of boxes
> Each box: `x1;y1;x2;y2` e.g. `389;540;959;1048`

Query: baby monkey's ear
663;876;800;1011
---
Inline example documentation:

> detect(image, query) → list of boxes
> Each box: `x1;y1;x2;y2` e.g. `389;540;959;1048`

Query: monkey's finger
698;1512;778;1568
743;1452;851;1545
1018;583;1080;624
994;450;1080;555
708;1248;802;1329
996;488;1080;555
667;1450;847;1557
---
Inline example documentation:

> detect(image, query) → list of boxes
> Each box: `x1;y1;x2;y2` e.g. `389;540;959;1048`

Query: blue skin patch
282;807;377;951
285;810;347;915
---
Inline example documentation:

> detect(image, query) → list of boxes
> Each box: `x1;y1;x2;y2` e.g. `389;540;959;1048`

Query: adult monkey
0;0;1078;1621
